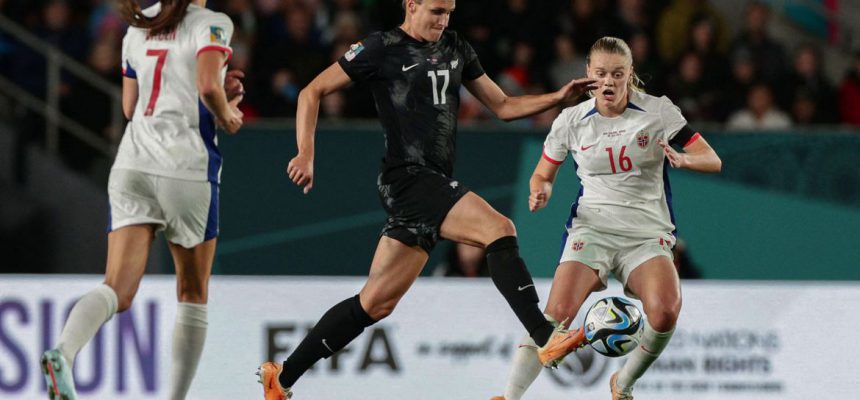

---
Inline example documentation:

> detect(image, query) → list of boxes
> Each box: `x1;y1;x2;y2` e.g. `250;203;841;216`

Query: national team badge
637;131;649;149
209;26;227;45
572;241;585;251
344;42;364;62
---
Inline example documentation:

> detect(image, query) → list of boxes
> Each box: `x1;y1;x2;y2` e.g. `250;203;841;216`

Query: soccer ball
584;297;643;357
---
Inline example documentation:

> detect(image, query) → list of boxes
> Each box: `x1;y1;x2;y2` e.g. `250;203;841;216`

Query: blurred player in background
257;0;598;398
491;37;721;400
40;1;243;399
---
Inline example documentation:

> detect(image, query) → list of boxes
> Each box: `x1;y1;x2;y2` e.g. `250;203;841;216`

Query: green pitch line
217;184;516;255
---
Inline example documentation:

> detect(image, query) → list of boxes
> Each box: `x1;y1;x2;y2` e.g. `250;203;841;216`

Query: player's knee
177;280;208;304
644;295;681;332
364;299;397;321
487;217;517;243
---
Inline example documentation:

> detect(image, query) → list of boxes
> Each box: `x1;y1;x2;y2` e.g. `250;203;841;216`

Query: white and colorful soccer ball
584;297;643;357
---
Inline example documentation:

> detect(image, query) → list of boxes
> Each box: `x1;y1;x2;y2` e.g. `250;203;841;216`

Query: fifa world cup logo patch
572;241;585;251
209;26;227;45
637;130;649;149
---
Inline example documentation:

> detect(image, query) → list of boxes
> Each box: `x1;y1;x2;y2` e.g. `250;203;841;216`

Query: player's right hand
287;154;314;194
219;102;243;134
529;189;548;212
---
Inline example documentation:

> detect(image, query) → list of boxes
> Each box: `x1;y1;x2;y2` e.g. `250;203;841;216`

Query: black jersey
338;28;485;177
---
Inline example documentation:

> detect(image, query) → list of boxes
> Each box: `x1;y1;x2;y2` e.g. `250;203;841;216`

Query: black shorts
377;166;470;253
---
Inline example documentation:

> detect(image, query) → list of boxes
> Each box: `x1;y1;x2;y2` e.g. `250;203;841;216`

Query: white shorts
108;169;219;248
559;225;674;298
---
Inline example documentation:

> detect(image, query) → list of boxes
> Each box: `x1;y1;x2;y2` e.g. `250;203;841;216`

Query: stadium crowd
1;0;859;145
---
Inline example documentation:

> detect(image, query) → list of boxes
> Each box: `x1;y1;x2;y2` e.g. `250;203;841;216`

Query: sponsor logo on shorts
572;241;585;251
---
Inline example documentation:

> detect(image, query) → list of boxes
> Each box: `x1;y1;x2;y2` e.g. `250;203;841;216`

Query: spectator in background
783;44;837;124
616;0;653;37
726;83;792;130
721;48;758;119
629;30;665;94
228;33;260;121
838;52;860;126
687;13;729;90
329;11;363;45
730;1;788;89
320;91;346;120
495;0;553;69
656;0;729;63
88;0;125;44
256;5;327;117
547;34;586;93
433;242;489;277
672;238;701;279
223;0;257;40
665;51;720;123
560;0;626;55
498;40;535;97
59;37;118;173
791;88;821;126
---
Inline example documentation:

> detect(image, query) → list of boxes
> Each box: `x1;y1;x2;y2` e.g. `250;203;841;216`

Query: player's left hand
658;139;688;168
557;77;599;103
225;70;245;102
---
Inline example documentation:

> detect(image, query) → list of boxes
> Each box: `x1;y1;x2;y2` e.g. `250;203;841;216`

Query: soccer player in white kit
40;1;242;399
491;37;722;400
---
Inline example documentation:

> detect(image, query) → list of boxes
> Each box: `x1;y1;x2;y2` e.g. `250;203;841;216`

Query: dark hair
117;0;192;38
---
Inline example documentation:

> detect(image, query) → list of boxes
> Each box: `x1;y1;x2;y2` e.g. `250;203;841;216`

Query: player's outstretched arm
529;157;562;212
658;135;722;173
197;50;243;134
288;62;353;194
464;74;597;121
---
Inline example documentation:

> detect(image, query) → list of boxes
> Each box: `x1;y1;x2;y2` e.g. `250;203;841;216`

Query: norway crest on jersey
637;130;650;149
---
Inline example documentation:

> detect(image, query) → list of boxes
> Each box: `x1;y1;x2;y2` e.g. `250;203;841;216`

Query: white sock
168;302;208;400
56;284;118;368
616;320;674;393
502;335;543;400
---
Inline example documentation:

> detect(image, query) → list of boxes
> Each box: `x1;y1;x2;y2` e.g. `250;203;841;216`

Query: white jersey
115;3;233;183
543;91;689;239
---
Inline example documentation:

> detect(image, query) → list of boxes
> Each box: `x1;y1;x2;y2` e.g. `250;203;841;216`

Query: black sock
279;294;376;388
486;236;554;346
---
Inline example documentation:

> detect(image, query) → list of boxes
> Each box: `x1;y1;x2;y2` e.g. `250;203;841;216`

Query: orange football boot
256;362;292;400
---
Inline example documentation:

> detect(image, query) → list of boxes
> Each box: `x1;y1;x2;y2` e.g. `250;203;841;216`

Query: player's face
409;0;455;42
587;52;632;110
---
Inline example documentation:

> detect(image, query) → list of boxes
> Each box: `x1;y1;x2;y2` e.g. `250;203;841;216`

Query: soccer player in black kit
257;1;597;398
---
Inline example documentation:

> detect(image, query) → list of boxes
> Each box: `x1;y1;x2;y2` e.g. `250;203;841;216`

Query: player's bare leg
258;236;427;399
43;225;154;400
167;239;216;400
613;256;681;398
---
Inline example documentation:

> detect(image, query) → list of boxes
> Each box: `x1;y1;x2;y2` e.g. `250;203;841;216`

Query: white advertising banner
1;276;858;399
